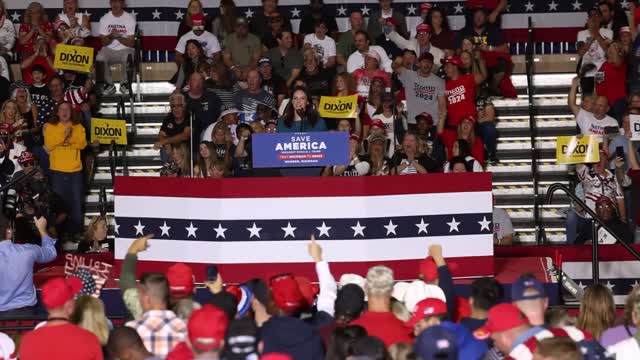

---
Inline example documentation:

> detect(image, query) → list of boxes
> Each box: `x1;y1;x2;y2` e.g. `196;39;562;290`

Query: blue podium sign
252;131;350;168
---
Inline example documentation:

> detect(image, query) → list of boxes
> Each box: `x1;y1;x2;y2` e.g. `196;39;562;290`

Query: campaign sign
252;131;349;168
91;118;128;145
556;135;599;164
53;43;94;73
631;115;640;141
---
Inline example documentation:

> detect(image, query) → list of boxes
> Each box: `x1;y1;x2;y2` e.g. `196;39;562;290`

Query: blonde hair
389;342;412;360
71;295;110;345
365;265;394;297
185;0;203;25
577;284;615;340
171;142;192;177
24;2;48;24
625;286;640;324
0;100;24;124
84;216;107;242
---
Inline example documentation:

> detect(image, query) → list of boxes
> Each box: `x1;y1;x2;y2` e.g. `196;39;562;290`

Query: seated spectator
77;216;109;253
176;13;221;66
347;31;392;73
175;40;208;91
426;7;455;55
444;139;483;172
0;216;55;312
257;57;287;106
19;276;103;359
367;0;407;43
387;23;444;73
0;0;16;62
204;108;239;146
606;287;640;354
595;41;627;122
332;72;357;97
170;142;192;177
205;62;238;108
249;0;291;38
353;51;391;98
493;200;514;246
18;2;55;84
155;92;190;162
577;8;612;95
391;132;439;174
70;295;110;347
297;48;332;100
184;72;222;142
260;12;288;50
107;326;157;360
336;11;364;67
265;30;303;88
194;141;219;178
211;0;236;43
96;0;136;95
415;113;446;167
233;69;277;123
576;195;633;244
177;0;213;39
231;123;253;177
277;86;327;132
303;19;336;70
324;134;370;176
299;0;338;38
448;156;469;173
578;284;615;341
55;0;91;31
223;17;262;81
361;134;392;175
456;115;484;164
599;0;628;40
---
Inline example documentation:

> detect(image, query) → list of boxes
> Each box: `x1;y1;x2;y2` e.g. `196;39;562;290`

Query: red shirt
445;74;477;127
350;311;412;347
19;323;103;360
595;61;628;106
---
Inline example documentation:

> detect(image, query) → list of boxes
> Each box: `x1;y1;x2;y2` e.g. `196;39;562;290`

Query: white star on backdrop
407;4;417;15
577;281;587;291
361;5;370;16
247;222;262;239
175;10;185;20
244;8;254;18
351;221;366;237
415;218;429;235
152;9;162;20
453;3;464;14
605;281;615;291
114;220;120;234
83;10;91;19
130;9;138;17
572;0;582;10
548;1;558;11
186;222;198;238
621;0;630;9
159;221;171;237
134;220;145;236
524;1;535;12
291;8;301;18
281;222;297;238
632;280;640;288
447;217;461;233
384;220;398;236
214;223;227;239
11;12;20;22
505;4;511;12
478;217;491;232
337;6;347;16
316;222;332;238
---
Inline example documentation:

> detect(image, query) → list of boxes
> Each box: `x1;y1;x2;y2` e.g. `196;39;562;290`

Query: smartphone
206;265;218;282
616;146;625;160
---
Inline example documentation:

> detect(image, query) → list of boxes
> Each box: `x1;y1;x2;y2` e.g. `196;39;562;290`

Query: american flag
113;174;494;282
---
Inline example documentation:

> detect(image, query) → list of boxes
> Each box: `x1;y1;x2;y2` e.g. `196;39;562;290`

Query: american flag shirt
125;309;187;357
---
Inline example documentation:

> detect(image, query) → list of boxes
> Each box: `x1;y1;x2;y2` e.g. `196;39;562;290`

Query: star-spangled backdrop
113;174;494;283
5;0;601;52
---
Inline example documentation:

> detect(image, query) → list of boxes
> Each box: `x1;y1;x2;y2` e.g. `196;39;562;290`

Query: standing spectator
265;30;303;88
464;0;508;25
460;277;502;333
443;139;483;172
299;0;338;37
361;134;392;175
367;0;407;43
441;55;480;151
595;41;627;122
577;284;615;340
249;0;291;37
184;72;222;143
178;0;213;39
511;275;547;327
601;286;640;347
277;86;327;132
233;69;277;122
106;327;159;360
154;92;190;162
222;17;262;81
258;57;288;106
0;216;55;311
211;0;237;43
568;77;618;136
391;132;439;174
0;0;16;61
55;0;91;31
347;31;393;73
18;2;55;83
125;273;187;357
413;326;458;360
426;7;455;55
533;337;583;360
457;115;484;164
577;7;612;95
475;88;497;163
353;51;391;97
303;19;337;69
415;113;446;167
96;0;136;96
70;296;110;346
387;24;444;72
44;101;86;237
206;62;237;108
184;305;229;359
408;2;432;38
174;40;208;90
19;277;103;359
175;13;221;64
598;0;628;40
336;11;364;67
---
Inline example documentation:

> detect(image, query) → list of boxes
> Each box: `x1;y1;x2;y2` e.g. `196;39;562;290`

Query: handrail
525;17;542;244
546;183;640;284
98;186;107;217
108;140;117;180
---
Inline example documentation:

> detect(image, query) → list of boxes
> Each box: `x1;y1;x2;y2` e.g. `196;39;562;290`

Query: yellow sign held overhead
53;44;94;73
556;135;600;164
318;95;359;119
91;118;127;145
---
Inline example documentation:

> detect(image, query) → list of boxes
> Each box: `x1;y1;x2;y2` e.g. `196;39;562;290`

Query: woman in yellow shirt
44;101;87;236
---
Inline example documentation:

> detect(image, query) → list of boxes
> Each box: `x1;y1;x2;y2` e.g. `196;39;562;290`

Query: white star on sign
524;1;535;12
447;217;461;233
407;4;417;15
453;3;464;14
244;8;254;18
291;8;301;18
214;223;227;239
337;6;347;16
478;217;491;232
159;221;171;237
11;11;20;22
83;10;91;19
152;9;162;19
316;222;332;238
351;221;366;237
384;219;398;236
361;5;370;16
134;220;145;236
186;222;198;238
114;219;120;234
415;218;429;235
571;0;582;10
175;9;185;20
130;9;138;18
281;222;297;238
548;1;558;11
247;222;262;239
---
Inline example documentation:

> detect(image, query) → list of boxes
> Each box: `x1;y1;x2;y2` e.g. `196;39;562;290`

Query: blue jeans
565;209;590;244
478;122;498;159
50;171;84;235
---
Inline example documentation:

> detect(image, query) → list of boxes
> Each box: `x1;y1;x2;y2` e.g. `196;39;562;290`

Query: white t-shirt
492;207;514;241
98;11;136;50
576;28;613;77
176;30;221;58
347;45;393;73
608;338;640;359
576;108;619;137
372;113;395;157
303;33;336;65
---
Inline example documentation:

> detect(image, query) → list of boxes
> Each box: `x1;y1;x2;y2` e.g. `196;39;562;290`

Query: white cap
403;280;446;313
217;107;240;121
339;273;366;290
392;281;410;301
0;333;16;360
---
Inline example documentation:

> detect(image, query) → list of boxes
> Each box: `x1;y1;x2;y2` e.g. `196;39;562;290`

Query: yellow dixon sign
318;95;358;119
54;44;94;73
91;118;128;145
556;135;600;164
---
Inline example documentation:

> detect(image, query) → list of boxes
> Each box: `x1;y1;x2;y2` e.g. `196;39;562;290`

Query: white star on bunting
548;1;558;11
83;10;91;19
214;223;227;239
247;222;262;239
407;4;417;15
291;8;301;18
281;222;297;238
524;1;535;12
130;9;138;17
621;0;630;9
478;217;491;232
351;221;366;237
159;221;171;237
415;218;429;235
361;5;370;16
152;9;162;20
384;220;398;236
453;3;464;14
571;0;582;10
605;281;615;291
337;6;347;16
316;222;332;238
577;281;587;291
447;217;461;233
11;12;20;22
186;222;198;238
134;220;145;236
244;8;254;18
175;10;185;20
114;219;120;234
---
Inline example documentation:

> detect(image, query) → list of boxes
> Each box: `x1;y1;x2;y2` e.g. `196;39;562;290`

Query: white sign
630;115;640;141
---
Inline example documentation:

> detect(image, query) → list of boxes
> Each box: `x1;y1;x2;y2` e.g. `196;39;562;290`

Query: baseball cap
419;256;439;281
416;23;432;35
414;325;458;360
339;273;366;290
365;50;381;63
258;57;272;67
385;17;399;27
473;303;529;340
462;114;477;124
596;195;615;207
244;278;269;306
620;26;631;35
188;304;229;352
415;112;434;125
0;333;15;360
294;276;319;309
227;285;253;318
335;283;365;318
420;3;433;12
41;277;83;309
53;19;68;31
370;119;385;130
392;281;410;301
403;280;447;312
192;13;206;29
510;275;546;301
441;55;464;68
17;151;36;166
349;133;361;142
406;298;447;327
223;318;258;360
166;263;194;299
269;273;305;313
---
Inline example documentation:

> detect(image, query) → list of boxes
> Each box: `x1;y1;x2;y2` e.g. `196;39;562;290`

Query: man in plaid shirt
125;272;187;357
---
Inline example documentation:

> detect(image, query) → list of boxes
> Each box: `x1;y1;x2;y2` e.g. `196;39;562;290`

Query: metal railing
546;183;640;284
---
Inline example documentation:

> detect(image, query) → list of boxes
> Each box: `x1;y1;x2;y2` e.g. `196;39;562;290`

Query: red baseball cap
441;55;464;68
406;298;447;327
415;112;434;124
269;273;305;314
473;303;529;340
419;256;439;282
385;17;399;27
166;263;194;299
261;354;293;360
41;277;83;309
349;133;361;142
416;23;432;35
191;13;205;28
370;119;385;130
420;3;433;12
294;276;319;309
188;304;229;352
462;114;477;124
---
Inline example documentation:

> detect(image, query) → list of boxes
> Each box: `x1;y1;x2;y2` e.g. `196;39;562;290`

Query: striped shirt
125;309;187;357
